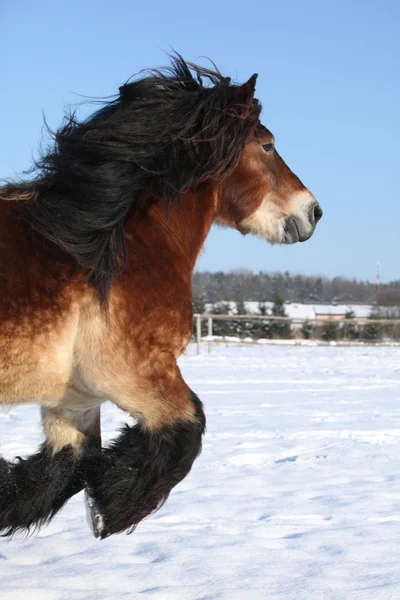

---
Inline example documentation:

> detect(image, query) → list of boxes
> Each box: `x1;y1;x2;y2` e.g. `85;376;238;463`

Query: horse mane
1;55;261;304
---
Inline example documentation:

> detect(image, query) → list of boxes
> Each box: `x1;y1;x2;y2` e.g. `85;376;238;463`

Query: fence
193;314;400;354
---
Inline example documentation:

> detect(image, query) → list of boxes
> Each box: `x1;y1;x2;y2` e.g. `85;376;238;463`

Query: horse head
216;75;322;244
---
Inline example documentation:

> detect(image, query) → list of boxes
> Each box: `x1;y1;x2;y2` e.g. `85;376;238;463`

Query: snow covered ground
1;345;400;600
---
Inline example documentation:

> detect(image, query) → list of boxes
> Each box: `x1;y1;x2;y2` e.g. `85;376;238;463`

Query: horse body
0;57;322;538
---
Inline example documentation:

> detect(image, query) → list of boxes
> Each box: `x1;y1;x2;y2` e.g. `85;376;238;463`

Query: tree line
194;296;396;342
193;270;400;305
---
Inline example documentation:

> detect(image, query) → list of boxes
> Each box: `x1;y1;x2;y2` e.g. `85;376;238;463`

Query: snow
314;305;372;318
205;302;373;320
281;303;317;320
242;301;316;319
1;345;400;599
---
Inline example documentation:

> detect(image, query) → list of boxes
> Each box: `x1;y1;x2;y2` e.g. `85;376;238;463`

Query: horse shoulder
73;269;193;404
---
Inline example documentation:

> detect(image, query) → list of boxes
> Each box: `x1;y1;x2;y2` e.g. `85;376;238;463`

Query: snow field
1;345;400;599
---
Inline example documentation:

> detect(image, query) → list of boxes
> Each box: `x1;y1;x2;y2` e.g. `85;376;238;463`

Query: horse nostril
313;204;323;225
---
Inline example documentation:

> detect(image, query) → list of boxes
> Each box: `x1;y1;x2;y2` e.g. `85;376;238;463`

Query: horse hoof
85;488;105;539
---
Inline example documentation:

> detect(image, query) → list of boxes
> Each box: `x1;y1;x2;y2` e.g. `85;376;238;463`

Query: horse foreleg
84;360;205;539
0;405;101;536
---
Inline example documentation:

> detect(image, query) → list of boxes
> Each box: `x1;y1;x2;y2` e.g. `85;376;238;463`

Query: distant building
314;305;372;323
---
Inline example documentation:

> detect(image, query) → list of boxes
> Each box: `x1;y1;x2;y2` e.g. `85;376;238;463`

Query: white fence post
208;316;213;353
196;314;201;355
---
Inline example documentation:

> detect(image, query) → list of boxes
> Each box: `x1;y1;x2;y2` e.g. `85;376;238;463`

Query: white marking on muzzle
239;190;318;245
289;191;319;240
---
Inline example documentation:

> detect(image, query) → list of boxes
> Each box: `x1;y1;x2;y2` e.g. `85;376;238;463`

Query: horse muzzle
283;201;323;244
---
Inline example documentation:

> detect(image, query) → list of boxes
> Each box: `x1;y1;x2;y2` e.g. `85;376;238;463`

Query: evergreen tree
235;299;247;314
253;301;270;338
362;322;383;342
301;320;314;339
343;311;359;340
232;299;256;337
192;294;206;315
322;321;340;341
258;301;269;316
270;295;292;338
210;302;233;336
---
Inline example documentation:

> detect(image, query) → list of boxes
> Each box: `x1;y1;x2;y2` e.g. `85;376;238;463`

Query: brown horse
0;57;322;538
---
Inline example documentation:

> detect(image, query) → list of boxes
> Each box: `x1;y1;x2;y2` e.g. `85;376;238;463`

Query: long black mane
1;56;261;303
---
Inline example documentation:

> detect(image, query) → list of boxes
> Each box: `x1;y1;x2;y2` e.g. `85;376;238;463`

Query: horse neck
127;188;218;274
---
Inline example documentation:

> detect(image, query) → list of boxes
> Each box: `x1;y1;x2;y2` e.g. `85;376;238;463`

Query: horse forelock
5;55;261;305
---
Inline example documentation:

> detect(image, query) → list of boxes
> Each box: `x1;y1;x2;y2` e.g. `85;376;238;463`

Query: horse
0;56;322;539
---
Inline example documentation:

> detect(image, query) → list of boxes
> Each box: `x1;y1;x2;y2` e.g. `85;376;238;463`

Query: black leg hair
0;444;86;536
85;391;205;538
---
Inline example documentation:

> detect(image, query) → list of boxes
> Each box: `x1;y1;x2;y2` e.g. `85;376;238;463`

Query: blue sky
1;0;399;282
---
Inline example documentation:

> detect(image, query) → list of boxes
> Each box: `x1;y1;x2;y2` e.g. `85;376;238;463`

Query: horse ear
234;74;258;103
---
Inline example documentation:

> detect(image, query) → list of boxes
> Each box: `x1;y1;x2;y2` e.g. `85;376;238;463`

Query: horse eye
262;143;274;152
